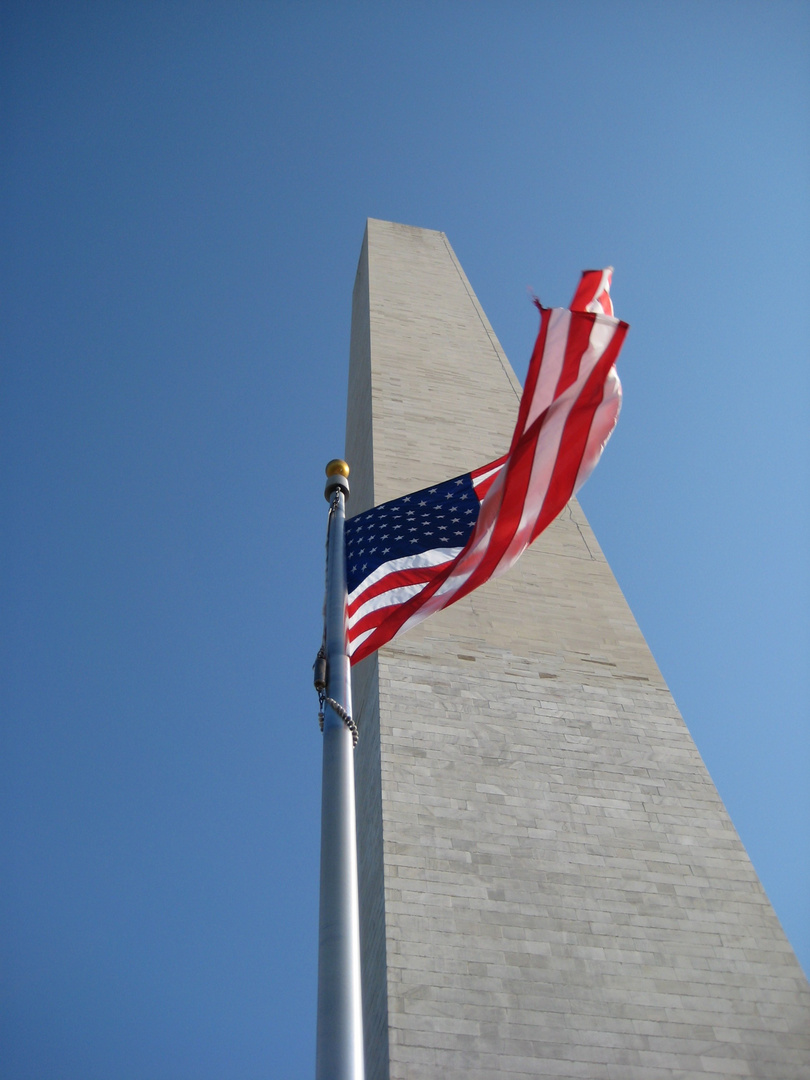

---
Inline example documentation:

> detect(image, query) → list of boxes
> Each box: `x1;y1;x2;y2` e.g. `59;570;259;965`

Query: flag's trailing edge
346;268;628;665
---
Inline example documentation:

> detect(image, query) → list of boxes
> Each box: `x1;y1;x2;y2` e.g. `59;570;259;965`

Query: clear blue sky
2;3;808;1076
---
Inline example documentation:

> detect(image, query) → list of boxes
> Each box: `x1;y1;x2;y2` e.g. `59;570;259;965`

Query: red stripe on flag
530;327;627;543
570;268;614;315
348;562;449;617
570;270;604;311
458;311;605;592
509;306;552;456
556;312;595;397
447;318;627;602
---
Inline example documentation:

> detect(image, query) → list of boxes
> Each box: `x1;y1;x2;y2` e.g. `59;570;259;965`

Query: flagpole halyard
315;460;365;1080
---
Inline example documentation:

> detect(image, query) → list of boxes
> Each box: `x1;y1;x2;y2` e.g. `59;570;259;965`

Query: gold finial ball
325;459;350;479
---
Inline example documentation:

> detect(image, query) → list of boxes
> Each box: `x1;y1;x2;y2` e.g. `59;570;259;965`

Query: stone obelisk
345;219;810;1080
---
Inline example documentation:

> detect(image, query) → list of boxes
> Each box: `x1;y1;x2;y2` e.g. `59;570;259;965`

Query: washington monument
337;218;809;1079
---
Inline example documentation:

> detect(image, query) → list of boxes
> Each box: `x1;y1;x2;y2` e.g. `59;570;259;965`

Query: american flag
346;269;628;664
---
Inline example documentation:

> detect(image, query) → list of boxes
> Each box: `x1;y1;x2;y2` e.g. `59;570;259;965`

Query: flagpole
315;459;365;1080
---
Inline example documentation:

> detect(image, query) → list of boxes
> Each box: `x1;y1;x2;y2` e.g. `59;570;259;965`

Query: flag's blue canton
345;472;479;595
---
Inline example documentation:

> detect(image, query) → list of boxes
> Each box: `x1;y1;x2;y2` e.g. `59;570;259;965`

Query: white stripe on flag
347;548;460;606
349;582;432;628
524;308;571;431
471;463;503;488
573;365;621;494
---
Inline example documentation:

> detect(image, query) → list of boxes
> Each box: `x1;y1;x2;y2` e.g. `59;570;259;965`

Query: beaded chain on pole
314;490;359;748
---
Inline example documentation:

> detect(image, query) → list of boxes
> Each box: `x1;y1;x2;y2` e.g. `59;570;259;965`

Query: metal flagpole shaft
315;460;365;1080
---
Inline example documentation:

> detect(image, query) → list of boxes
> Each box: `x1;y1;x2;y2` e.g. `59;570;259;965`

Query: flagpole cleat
324;459;350;500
